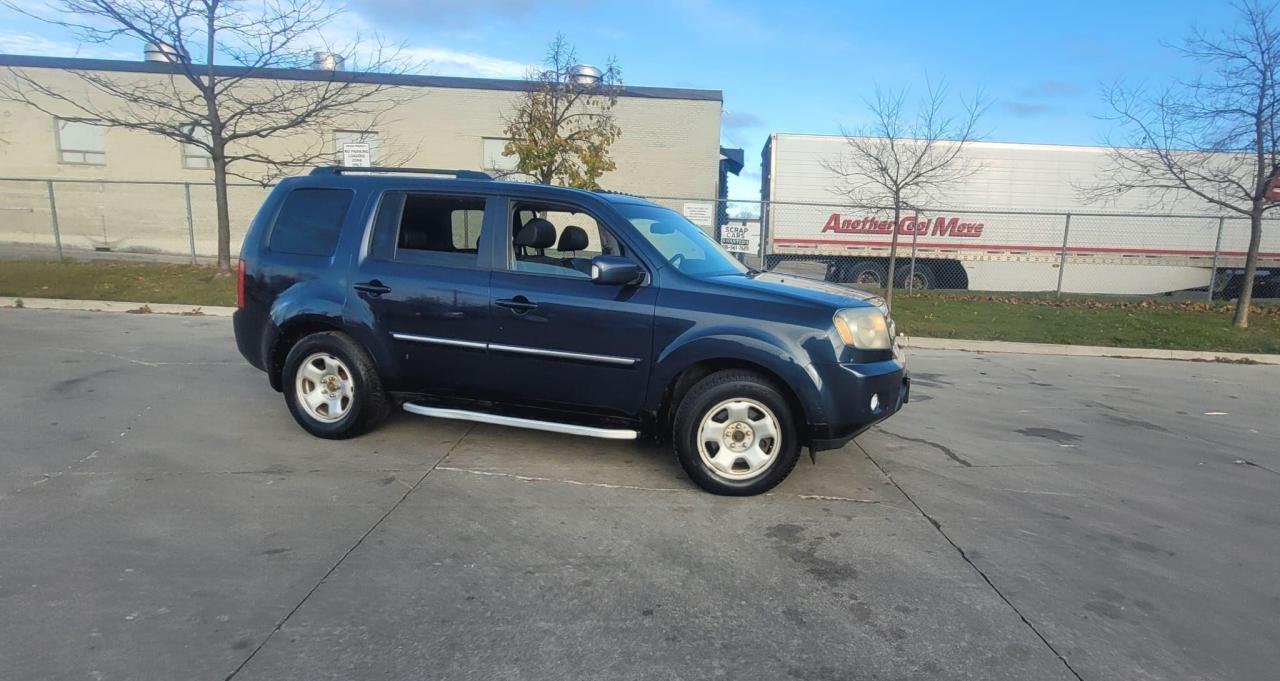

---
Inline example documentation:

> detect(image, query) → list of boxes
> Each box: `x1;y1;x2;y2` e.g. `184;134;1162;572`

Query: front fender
645;326;827;428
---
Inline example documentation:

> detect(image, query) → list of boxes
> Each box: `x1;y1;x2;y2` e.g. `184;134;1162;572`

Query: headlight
866;296;889;317
833;307;892;350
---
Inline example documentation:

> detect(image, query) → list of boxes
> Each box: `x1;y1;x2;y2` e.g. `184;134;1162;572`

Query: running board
402;403;638;440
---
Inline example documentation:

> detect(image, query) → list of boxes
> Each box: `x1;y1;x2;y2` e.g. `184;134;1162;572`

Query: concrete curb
902;335;1280;365
5;297;1278;365
3;297;235;317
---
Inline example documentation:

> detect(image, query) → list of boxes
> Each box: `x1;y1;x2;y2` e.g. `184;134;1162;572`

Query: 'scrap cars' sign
721;220;760;254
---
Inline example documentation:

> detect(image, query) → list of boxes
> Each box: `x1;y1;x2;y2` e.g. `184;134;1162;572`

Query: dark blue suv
233;167;908;495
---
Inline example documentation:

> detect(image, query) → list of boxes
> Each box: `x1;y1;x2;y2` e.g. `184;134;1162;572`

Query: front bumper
807;359;909;452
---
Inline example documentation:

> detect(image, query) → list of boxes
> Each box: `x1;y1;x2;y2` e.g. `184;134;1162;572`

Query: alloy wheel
696;398;782;480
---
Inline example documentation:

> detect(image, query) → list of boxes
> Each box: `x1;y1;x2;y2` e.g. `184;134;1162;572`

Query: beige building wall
0;58;722;257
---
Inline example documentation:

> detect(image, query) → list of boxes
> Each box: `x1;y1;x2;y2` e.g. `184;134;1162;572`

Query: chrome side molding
392;333;639;366
487;343;638;366
402;403;638;440
390;333;486;350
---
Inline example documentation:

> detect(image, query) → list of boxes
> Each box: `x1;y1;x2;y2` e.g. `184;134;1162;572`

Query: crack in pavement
995;488;1087;497
877;428;973;467
53;346;237;367
222;423;477;681
18;467;432;477
855;440;1086;681
435;466;885;503
1239;459;1280;476
53;347;163;367
435;466;690;493
2;400;157;502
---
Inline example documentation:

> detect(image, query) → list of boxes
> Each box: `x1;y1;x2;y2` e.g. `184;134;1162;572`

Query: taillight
236;259;246;308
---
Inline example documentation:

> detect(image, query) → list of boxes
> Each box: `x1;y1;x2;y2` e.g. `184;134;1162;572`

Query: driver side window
509;202;624;279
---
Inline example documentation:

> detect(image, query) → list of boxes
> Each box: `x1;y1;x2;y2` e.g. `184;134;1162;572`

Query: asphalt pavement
1;308;1276;681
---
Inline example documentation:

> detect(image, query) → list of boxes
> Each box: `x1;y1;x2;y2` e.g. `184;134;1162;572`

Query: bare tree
0;0;418;273
501;34;621;189
824;82;986;311
1090;1;1279;329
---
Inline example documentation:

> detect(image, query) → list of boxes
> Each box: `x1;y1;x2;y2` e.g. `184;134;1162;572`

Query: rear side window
267;188;354;257
369;192;486;269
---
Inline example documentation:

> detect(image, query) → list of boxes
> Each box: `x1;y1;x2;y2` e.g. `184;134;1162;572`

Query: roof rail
310;166;493;180
594;188;645;198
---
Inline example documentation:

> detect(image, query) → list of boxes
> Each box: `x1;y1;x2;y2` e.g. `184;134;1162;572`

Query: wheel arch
647;332;824;445
657;358;811;446
266;315;347;391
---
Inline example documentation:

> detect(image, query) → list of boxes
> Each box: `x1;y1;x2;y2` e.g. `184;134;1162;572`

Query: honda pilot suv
233;167;908;495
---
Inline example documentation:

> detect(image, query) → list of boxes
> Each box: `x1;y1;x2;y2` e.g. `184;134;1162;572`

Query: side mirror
591;255;643;286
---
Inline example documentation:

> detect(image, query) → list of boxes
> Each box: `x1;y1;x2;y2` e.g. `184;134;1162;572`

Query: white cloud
311;10;534;80
401;45;533;79
0;21;532;81
0;30;134;60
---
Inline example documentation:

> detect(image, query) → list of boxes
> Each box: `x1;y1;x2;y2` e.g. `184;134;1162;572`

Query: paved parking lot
2;308;1277;681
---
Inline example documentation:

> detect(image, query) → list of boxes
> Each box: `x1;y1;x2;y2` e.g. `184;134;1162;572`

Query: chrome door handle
496;296;538;313
354;280;391;296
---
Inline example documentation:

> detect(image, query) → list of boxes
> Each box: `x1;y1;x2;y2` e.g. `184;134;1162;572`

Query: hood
706;270;887;313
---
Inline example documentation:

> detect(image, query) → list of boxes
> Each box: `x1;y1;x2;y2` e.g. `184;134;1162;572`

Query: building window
56;118;105;165
182;125;213;169
483;137;519;172
334;130;380;165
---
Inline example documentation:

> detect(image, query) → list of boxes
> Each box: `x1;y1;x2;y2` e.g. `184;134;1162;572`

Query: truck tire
672;370;801;496
283;331;390;439
1256;274;1280;299
896;263;935;290
832;260;887;288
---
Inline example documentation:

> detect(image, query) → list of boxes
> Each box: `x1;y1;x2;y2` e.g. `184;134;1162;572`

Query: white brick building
0;53;723;257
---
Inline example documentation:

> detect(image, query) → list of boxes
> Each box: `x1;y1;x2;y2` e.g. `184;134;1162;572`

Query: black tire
282;331;390;439
895;262;935;290
1259;276;1280;300
836;260;887;289
672;370;801;496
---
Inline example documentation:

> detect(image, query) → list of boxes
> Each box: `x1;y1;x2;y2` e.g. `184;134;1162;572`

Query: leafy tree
0;0;415;274
502;34;621;189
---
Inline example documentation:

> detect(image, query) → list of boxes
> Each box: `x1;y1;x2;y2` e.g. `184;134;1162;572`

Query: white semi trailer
759;133;1280;296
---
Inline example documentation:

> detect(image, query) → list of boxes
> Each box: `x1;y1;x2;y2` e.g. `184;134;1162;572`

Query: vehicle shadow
400;410;902;502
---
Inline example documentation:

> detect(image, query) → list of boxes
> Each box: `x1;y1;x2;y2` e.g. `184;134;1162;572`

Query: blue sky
0;0;1236;199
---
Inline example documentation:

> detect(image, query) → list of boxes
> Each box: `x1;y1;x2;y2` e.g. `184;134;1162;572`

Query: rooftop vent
144;42;189;63
569;64;602;86
311;52;345;71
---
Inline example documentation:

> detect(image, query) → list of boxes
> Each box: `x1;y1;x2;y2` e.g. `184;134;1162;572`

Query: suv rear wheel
283;331;389;439
673;370;801;495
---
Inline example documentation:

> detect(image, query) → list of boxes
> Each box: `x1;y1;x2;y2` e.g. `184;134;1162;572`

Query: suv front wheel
673;370;801;495
283;331;389;439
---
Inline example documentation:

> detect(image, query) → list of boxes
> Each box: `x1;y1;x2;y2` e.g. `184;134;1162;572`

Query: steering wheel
668;252;685;268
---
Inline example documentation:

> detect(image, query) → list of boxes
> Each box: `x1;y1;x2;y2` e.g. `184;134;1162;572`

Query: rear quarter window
267;188;354;257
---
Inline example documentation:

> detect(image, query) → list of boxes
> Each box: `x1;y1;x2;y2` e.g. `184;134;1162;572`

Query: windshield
615;204;749;276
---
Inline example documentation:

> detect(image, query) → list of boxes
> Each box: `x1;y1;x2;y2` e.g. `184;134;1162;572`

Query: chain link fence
0;177;270;264
3;178;1278;301
644;196;1280;302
